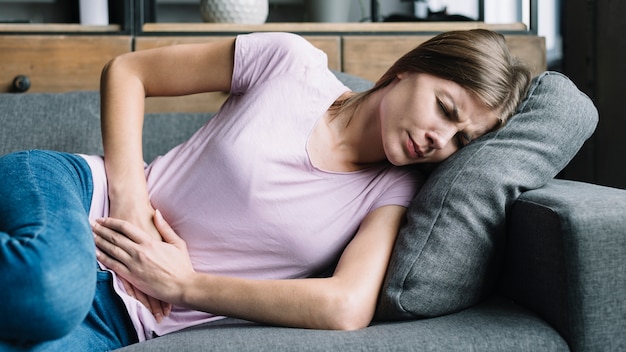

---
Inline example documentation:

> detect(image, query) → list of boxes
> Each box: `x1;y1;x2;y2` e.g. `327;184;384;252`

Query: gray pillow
375;72;598;320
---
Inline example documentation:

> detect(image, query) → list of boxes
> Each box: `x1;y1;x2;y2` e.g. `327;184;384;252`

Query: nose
425;128;457;150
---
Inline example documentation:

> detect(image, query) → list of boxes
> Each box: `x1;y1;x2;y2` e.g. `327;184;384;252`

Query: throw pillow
375;72;598;320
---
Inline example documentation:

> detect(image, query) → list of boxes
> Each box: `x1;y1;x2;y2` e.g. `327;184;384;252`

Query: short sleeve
231;32;329;95
371;168;425;211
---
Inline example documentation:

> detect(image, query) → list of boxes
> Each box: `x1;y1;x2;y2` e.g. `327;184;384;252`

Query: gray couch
1;72;624;352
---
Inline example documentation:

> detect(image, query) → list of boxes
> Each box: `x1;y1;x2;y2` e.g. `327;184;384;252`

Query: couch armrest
499;179;626;352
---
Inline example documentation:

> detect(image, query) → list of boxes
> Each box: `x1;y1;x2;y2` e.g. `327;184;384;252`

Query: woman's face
379;72;499;165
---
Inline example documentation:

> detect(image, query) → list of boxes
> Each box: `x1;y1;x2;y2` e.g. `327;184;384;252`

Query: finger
119;277;137;300
161;301;172;317
122;279;162;323
154;210;182;245
96;217;147;244
93;229;134;267
93;219;137;252
147;295;166;322
120;277;166;322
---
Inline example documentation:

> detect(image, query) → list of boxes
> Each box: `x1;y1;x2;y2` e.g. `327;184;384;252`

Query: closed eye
437;99;451;119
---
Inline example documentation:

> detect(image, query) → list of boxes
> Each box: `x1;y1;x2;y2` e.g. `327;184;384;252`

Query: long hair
334;29;532;126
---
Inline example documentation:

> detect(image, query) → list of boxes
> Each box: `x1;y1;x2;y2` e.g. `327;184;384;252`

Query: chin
389;156;418;166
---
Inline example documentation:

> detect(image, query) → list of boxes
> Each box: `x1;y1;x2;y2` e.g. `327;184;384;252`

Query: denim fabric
0;150;138;351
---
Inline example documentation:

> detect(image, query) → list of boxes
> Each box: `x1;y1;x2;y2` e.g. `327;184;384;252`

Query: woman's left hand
92;210;195;310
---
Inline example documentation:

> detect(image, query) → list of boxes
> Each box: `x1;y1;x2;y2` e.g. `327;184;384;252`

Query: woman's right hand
119;277;172;323
109;199;172;322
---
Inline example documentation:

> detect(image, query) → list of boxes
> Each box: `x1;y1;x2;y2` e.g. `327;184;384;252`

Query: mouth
407;135;424;159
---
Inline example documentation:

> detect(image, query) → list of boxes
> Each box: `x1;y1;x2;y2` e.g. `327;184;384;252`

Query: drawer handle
12;75;31;93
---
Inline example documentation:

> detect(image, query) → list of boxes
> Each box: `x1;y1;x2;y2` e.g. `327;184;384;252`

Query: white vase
200;0;268;24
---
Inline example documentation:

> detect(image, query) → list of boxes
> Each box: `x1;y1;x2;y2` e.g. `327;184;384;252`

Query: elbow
321;291;374;331
100;54;143;93
100;55;124;86
100;55;124;92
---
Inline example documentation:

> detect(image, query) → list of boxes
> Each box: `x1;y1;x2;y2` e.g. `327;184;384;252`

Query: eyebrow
438;89;493;143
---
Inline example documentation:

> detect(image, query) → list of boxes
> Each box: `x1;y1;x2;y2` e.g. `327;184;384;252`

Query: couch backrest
0;91;214;162
0;72;373;162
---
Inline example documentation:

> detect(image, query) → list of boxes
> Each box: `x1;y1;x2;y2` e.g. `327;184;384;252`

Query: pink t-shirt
82;32;420;341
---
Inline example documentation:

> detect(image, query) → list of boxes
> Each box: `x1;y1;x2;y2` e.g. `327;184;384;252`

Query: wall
561;0;626;189
0;0;77;23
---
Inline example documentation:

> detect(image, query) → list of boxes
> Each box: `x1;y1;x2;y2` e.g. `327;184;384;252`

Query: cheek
381;134;406;166
429;144;459;163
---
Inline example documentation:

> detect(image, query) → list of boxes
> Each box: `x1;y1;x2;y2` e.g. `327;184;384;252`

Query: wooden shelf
0;19;544;115
142;22;528;34
0;23;122;33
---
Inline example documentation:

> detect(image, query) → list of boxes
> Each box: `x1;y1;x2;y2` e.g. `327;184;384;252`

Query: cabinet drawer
342;36;430;82
135;35;340;113
343;35;546;83
0;35;131;93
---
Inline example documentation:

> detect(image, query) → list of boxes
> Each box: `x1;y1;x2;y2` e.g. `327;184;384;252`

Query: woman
0;29;530;351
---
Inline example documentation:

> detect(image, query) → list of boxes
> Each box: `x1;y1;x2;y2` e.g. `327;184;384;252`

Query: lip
407;135;424;159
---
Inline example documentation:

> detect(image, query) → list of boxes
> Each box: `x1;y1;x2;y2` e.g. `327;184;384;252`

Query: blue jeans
0;151;138;351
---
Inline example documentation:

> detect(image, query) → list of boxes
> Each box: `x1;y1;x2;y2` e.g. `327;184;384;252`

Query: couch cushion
375;72;599;320
115;295;568;352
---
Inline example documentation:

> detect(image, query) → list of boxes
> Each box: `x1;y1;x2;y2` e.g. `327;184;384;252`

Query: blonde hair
334;29;532;126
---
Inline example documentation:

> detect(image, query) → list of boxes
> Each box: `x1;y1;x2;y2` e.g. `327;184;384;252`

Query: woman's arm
92;205;406;330
99;38;235;319
101;37;235;238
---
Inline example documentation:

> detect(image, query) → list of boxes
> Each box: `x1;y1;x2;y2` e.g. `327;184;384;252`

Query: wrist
178;272;212;311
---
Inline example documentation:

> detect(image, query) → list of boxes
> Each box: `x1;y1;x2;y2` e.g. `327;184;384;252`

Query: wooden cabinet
0;35;131;93
343;35;545;83
1;22;546;114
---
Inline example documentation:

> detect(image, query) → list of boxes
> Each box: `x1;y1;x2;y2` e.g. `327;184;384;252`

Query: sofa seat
116;295;568;352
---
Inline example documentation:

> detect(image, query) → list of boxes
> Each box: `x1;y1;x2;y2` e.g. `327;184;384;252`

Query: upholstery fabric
501;179;626;352
376;72;599;320
116;296;568;352
0;92;211;163
0;91;103;157
142;113;211;162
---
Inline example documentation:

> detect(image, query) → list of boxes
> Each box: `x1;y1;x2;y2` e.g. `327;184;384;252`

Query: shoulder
235;32;328;69
230;32;333;94
382;165;425;187
368;166;425;209
236;32;318;52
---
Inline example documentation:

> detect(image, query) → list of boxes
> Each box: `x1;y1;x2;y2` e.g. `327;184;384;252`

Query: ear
397;71;409;80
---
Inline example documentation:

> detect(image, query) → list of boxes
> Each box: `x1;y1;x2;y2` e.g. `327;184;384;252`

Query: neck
327;89;388;168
